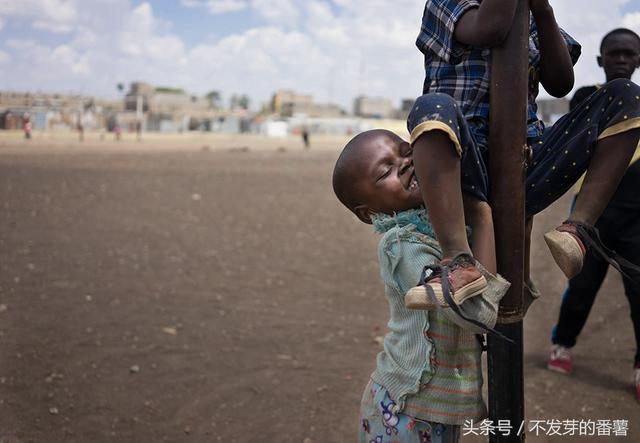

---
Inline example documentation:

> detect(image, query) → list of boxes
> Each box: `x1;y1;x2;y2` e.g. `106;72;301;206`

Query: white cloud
32;19;74;33
252;0;299;27
179;0;248;14
118;3;186;63
207;0;248;14
5;39;39;50
2;0;640;108
180;0;201;7
0;0;78;33
623;12;640;29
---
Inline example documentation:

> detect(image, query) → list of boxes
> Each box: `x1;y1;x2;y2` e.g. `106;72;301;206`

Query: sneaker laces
551;345;571;360
419;253;514;344
564;220;640;281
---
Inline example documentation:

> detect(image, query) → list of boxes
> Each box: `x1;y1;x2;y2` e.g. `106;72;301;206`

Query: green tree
238;94;250;110
155;87;186;95
206;90;222;109
231;94;250;110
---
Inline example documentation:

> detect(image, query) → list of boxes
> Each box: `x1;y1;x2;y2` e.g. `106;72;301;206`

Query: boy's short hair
332;132;368;212
600;28;640;53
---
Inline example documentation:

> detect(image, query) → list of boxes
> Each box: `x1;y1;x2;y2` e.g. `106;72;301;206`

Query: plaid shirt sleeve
559;28;581;65
530;20;582;66
415;0;481;64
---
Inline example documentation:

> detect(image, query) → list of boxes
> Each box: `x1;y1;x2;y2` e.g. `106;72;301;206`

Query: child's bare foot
405;253;487;310
544;221;587;279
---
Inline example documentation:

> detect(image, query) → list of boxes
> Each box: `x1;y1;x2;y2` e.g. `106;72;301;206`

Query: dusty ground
0;132;637;442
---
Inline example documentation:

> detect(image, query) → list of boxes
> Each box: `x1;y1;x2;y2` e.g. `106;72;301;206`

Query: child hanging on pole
333;1;640;441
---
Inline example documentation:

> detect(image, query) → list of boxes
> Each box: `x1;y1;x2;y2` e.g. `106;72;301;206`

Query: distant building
537;98;569;125
123;82;228;132
396;98;416;120
271;90;313;116
354;96;394;119
124;81;154;113
0;91;115;131
281;102;346;118
270;89;345;118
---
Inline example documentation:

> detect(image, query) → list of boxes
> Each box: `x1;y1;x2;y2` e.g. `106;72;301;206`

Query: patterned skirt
359;380;461;443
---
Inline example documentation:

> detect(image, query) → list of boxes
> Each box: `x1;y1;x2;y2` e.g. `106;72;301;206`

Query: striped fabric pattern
403;310;486;424
370;210;505;426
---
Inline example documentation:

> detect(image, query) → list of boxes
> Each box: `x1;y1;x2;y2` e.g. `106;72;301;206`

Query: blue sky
1;0;640;110
139;0;261;45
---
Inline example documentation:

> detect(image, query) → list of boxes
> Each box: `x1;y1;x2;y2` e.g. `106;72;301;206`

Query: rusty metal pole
487;1;529;442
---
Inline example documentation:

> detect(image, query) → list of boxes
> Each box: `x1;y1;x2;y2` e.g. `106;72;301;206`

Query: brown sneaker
544;222;586;279
405;253;487;310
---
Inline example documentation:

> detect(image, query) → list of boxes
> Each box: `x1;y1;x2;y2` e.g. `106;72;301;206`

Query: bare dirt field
0;133;637;442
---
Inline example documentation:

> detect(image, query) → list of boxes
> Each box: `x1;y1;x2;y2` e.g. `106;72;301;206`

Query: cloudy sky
1;0;640;110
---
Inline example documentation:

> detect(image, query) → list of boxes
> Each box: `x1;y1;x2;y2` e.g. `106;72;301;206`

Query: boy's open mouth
408;173;418;191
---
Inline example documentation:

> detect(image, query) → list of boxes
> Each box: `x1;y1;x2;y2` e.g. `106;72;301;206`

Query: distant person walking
302;127;310;149
547;28;640;403
77;118;84;142
23;113;32;139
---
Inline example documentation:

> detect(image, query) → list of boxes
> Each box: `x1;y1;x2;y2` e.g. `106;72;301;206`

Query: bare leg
464;194;496;274
413;131;471;260
571;129;640;224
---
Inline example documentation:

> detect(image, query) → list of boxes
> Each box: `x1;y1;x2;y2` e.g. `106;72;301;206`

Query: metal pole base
487;322;525;443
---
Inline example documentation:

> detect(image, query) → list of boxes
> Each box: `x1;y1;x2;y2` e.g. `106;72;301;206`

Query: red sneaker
405;253;487;310
547;345;573;375
544;222;587;279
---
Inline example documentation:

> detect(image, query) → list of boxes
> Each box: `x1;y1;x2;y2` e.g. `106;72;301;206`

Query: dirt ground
0;133;637;443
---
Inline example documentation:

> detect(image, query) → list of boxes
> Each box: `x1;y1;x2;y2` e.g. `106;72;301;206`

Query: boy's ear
597;55;603;68
354;205;373;224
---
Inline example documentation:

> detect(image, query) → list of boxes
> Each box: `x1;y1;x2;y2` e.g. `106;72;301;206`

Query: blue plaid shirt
416;0;581;146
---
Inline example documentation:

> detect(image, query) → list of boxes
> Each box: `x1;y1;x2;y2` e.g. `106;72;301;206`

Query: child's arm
531;0;574;97
453;0;518;47
463;194;497;275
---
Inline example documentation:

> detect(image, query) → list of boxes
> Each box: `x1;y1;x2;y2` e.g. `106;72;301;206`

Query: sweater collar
371;208;435;238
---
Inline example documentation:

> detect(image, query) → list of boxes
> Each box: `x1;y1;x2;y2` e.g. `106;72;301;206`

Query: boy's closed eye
376;167;392;182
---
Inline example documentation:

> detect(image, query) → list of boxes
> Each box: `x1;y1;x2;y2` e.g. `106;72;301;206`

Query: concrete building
122;82;228;132
396;98;416;120
353;96;394;119
0;91;117;131
271;90;313;116
537;98;569;125
124;82;154;113
270;89;346;118
281;102;345;118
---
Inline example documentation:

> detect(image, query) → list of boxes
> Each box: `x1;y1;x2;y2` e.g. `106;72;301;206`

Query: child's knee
412;93;458;115
407;93;464;157
409;93;460;136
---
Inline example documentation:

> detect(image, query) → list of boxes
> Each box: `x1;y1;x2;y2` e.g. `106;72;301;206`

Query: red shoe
634;365;640;403
544;222;587;279
547;345;573;375
405;253;487;310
